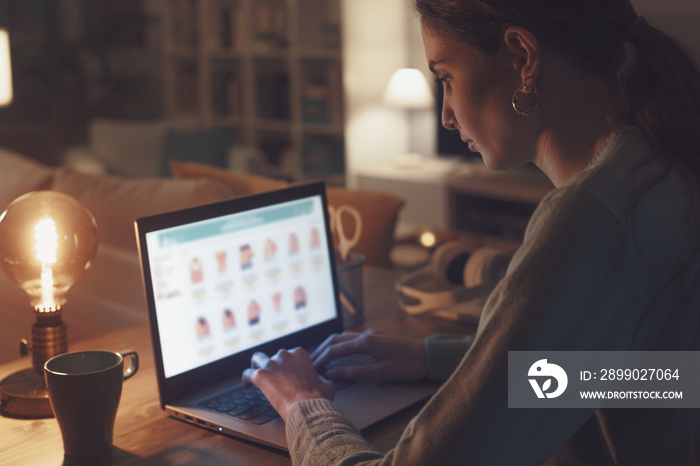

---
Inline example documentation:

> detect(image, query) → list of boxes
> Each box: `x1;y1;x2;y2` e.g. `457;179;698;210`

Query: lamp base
0;368;53;419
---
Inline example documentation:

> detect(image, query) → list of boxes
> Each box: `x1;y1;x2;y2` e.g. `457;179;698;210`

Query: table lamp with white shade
383;68;434;168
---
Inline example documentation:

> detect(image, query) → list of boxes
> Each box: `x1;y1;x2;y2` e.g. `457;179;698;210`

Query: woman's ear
503;27;540;86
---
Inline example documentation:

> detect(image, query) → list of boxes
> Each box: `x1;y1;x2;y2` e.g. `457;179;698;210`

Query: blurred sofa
63;118;237;178
0;147;404;365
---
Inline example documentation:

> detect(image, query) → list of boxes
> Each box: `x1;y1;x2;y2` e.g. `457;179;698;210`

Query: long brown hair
415;0;700;184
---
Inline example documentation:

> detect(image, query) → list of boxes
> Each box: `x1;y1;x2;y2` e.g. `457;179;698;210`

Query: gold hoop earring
511;80;539;116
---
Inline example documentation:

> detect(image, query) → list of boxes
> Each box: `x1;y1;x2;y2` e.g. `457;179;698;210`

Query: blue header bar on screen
157;198;314;248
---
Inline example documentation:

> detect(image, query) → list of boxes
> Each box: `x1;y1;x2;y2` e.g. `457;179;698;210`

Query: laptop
134;182;439;450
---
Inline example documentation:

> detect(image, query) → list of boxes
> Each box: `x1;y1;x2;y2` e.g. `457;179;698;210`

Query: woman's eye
434;76;451;85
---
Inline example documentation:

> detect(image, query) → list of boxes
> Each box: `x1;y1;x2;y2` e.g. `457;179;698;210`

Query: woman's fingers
243;346;337;421
309;331;364;360
242;351;270;387
251;351;270;368
313;331;429;382
310;329;376;363
312;336;374;370
241;367;256;388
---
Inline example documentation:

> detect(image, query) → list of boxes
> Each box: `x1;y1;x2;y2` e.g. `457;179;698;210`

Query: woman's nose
442;99;457;130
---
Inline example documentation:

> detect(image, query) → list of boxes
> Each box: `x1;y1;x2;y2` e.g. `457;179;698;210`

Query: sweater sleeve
285;186;640;465
286;399;383;465
425;334;474;381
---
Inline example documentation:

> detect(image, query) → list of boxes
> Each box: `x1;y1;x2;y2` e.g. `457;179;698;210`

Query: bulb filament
35;216;57;312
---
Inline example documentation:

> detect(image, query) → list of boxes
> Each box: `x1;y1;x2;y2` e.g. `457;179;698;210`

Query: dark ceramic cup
44;350;138;459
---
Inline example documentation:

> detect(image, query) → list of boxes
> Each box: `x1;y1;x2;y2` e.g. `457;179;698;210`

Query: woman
243;1;700;464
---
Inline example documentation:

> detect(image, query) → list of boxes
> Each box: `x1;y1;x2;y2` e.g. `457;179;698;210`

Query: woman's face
422;26;534;169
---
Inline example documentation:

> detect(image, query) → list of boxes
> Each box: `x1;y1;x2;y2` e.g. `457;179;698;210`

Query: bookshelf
159;0;344;184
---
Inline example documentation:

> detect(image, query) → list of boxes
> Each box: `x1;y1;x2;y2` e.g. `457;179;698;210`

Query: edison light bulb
0;191;98;312
0;192;98;417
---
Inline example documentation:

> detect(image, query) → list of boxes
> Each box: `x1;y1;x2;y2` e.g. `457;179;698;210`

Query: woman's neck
532;59;615;187
536;130;613;187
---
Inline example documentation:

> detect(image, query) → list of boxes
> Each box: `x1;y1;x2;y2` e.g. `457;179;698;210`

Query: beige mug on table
44;349;139;459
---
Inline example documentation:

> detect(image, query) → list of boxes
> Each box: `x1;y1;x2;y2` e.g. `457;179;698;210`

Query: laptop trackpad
334;381;437;430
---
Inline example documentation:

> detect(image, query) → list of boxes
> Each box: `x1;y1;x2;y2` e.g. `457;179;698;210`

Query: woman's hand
311;329;428;382
242;348;335;422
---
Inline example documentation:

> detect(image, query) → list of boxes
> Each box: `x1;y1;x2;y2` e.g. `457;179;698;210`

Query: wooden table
0;267;473;465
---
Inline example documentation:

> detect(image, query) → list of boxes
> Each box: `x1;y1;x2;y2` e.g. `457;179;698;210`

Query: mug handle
118;349;139;380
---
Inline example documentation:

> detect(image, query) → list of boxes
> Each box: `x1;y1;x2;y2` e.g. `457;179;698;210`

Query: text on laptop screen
145;195;336;379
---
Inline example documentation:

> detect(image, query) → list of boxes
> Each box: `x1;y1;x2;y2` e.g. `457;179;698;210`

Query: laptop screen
142;190;337;379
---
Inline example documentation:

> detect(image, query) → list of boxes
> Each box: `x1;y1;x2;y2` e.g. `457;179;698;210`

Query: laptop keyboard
199;354;378;425
200;385;280;425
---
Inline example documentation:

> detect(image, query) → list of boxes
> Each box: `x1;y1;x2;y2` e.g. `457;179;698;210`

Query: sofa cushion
87;118;205;177
90;119;170;177
51;168;234;252
0;147;54;211
160;126;238;176
169;160;404;267
169;159;289;195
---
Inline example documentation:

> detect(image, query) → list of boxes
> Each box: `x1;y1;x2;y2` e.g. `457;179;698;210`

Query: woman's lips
464;139;475;152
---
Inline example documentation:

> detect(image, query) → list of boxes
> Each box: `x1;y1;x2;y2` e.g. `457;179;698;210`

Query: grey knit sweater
286;133;700;465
